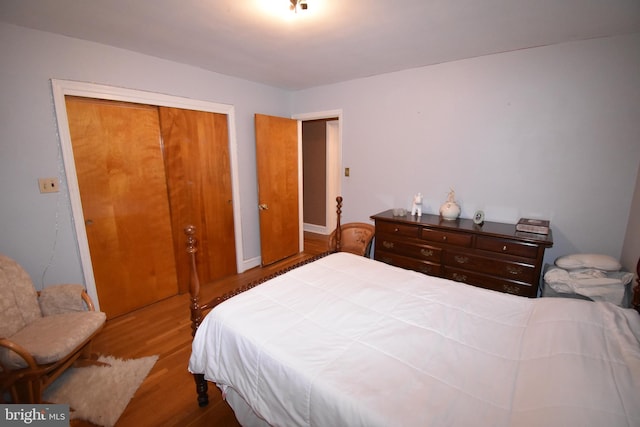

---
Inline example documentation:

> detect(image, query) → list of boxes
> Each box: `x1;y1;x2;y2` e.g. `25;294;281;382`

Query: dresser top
371;210;553;246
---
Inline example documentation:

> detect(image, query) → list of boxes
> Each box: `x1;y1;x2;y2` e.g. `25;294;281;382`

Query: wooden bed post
335;196;343;252
184;225;209;407
185;225;202;338
633;258;640;313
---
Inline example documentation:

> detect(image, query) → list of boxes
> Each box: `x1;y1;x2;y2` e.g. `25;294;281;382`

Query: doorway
295;110;342;239
255;114;300;266
252;111;342;266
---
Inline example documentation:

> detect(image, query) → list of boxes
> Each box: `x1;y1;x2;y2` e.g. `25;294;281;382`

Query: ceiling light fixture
290;0;308;13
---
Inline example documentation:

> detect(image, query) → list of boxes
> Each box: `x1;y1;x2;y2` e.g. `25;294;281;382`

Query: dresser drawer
443;251;535;283
376;237;441;262
420;229;472;247
375;251;441;276
443;267;536;297
475;236;538;259
376;221;419;238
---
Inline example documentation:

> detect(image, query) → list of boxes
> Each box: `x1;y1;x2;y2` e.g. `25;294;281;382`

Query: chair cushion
0;254;43;338
0;311;106;370
39;284;88;316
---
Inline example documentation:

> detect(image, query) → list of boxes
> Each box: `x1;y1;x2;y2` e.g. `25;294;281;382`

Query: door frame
51;79;244;309
293;110;342;246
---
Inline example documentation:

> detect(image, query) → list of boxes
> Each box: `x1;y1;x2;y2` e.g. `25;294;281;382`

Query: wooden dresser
371;210;553;297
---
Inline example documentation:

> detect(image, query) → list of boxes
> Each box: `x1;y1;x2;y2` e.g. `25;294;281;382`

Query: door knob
258;204;269;210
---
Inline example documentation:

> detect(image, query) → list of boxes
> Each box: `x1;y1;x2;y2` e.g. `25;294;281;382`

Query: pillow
555;254;621;271
39;284;87;316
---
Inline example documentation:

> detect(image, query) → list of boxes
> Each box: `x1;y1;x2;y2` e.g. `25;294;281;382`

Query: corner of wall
620;161;640;273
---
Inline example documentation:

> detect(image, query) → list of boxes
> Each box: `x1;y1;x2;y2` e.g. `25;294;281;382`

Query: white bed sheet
189;252;640;427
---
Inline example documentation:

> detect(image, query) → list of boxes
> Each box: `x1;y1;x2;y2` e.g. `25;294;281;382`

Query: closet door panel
159;107;237;291
65;96;178;318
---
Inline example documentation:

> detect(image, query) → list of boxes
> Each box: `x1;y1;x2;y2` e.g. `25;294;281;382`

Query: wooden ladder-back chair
0;254;106;403
328;196;375;257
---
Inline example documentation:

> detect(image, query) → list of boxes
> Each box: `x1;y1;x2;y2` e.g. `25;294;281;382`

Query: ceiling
1;0;639;90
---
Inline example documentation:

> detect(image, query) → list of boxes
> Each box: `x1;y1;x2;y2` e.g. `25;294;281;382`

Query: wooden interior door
159;107;237;291
65;96;178;318
255;114;299;265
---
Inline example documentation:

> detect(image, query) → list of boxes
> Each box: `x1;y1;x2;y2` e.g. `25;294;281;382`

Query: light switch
345;167;350;177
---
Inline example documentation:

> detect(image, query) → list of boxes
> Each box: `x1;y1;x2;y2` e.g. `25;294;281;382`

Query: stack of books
516;218;550;235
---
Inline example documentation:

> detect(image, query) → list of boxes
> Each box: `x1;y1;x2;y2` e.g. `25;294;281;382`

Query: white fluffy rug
43;355;158;427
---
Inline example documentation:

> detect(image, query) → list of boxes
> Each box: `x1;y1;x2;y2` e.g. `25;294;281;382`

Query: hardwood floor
75;232;330;427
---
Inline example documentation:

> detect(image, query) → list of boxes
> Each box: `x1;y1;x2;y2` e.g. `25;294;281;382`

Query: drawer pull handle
421;249;433;257
503;284;520;295
502;245;508;251
452;273;467;282
454;255;469;264
394;227;399;232
383;241;395;249
506;266;523;275
442;236;447;241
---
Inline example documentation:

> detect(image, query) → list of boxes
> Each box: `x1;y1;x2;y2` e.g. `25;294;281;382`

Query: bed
186;205;640;427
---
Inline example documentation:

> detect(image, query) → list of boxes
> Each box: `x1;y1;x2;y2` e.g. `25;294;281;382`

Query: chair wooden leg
73;359;109;368
1;381;19;404
11;379;40;404
74;342;109;368
33;380;43;404
80;341;96;359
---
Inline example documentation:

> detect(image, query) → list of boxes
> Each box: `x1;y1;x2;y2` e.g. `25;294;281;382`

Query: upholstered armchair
327;197;375;257
0;253;106;403
329;223;375;257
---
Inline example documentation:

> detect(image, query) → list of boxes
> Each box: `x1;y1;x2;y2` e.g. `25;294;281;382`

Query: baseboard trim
304;223;329;234
240;257;261;273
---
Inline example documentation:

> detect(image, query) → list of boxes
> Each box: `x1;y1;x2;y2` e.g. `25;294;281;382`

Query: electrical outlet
38;177;60;193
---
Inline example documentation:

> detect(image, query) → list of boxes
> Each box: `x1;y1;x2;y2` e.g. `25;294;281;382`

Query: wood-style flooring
74;232;330;427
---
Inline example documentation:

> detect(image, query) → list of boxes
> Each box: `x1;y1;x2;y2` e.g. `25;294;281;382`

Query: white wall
0;23;290;288
621;162;640;274
2;21;639;293
293;33;640;266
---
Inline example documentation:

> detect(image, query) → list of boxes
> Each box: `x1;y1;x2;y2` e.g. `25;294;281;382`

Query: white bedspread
189;252;640;427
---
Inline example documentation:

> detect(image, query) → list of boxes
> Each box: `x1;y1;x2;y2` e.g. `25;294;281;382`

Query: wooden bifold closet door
66;97;178;318
65;97;236;318
159;106;237;293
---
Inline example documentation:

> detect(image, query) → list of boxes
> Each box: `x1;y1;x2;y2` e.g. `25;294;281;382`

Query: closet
65;96;236;318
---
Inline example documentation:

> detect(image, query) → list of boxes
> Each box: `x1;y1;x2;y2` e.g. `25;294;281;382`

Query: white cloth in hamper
544;266;633;304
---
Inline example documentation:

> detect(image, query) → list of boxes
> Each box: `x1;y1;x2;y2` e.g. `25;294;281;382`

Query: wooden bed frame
185;196;640;408
185;196;345;406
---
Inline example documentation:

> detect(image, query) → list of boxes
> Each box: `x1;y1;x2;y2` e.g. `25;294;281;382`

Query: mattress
189;252;640;427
